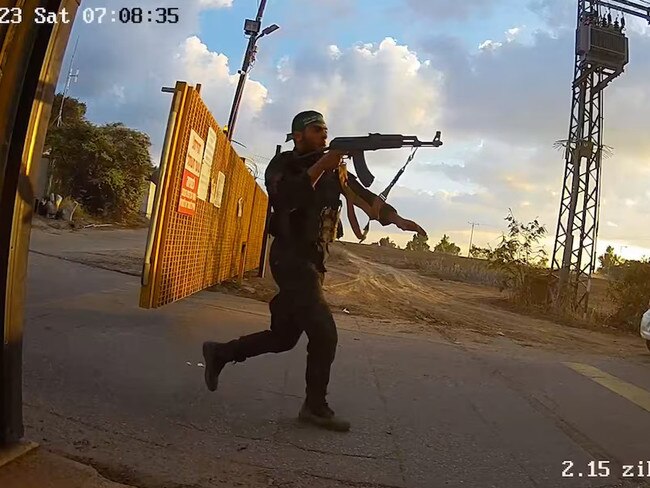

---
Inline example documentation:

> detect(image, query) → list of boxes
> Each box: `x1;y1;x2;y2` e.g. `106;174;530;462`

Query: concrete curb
0;441;38;469
0;448;138;488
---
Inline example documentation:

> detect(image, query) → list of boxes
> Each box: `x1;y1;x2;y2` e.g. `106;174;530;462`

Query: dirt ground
212;241;647;357
30;224;647;358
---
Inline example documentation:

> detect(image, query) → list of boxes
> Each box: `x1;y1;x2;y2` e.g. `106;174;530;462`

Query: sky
58;0;650;260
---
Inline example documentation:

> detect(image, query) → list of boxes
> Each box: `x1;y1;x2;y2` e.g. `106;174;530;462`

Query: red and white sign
178;169;198;216
178;130;205;216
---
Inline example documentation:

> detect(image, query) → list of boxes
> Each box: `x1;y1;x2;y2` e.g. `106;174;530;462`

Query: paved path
20;247;650;487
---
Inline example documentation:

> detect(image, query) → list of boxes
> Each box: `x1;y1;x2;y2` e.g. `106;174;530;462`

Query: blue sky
197;0;546;68
57;0;650;258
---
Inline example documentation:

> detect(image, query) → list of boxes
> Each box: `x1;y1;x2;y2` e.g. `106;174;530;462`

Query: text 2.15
563;461;650;478
0;7;180;25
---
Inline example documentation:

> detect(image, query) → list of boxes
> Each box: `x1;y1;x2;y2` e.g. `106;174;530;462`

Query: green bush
607;260;650;331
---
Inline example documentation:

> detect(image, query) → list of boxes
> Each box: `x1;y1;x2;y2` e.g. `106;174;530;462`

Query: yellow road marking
564;362;650;413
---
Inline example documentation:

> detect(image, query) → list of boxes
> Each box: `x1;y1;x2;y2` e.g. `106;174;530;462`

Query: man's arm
265;151;344;210
338;168;378;241
344;171;381;219
344;193;366;240
344;169;427;237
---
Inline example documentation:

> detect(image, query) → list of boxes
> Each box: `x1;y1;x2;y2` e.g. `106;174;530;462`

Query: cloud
415;18;650;254
174;36;269;132
61;1;650;256
479;26;525;51
404;0;503;20
256;37;442;136
506;26;524;42
422;29;575;147
198;0;234;7
527;0;575;29
479;40;503;51
60;0;247;161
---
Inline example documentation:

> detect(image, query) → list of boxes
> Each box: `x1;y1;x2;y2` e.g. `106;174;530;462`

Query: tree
378;236;397;248
470;245;491;259
405;233;430;252
598;245;624;275
489;211;547;269
482;210;548;297
433;234;460;255
45;94;154;220
48;94;87;127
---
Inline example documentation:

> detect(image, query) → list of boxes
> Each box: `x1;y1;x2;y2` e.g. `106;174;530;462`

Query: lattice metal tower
551;0;650;314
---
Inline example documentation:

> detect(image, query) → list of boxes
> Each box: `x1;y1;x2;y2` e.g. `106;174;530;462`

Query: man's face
295;123;328;152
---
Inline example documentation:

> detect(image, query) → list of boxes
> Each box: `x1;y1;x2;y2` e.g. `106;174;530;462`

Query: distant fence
140;82;268;309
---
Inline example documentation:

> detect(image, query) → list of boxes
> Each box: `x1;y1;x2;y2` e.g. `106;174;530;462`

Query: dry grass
211;241;644;354
337;242;619;325
337;242;507;287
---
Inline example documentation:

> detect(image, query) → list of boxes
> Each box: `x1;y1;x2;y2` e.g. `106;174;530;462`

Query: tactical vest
267;152;343;245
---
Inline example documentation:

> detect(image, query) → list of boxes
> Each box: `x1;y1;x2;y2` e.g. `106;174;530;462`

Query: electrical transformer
577;21;629;71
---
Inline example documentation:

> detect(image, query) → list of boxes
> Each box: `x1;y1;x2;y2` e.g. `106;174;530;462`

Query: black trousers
232;238;338;407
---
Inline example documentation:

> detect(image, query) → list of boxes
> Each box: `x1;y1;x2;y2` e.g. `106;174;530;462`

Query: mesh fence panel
140;83;269;309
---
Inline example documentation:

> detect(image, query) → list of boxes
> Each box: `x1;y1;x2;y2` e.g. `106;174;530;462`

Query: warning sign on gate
178;129;204;216
178;169;198;216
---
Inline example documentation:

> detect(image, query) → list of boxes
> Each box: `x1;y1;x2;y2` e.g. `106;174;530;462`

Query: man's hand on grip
307;150;345;186
318;150;346;171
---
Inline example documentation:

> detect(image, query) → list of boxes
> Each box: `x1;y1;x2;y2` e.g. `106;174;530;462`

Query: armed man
202;111;426;432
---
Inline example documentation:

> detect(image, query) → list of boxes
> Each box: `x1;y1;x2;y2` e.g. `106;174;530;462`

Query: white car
641;308;650;352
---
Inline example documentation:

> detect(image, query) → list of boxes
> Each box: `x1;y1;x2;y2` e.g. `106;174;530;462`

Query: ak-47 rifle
300;131;443;187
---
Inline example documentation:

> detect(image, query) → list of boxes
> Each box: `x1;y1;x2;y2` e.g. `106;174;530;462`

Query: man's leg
202;293;302;391
294;269;350;432
304;298;337;409
203;244;303;392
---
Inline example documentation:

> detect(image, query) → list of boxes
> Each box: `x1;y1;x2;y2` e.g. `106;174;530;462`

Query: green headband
285;110;326;142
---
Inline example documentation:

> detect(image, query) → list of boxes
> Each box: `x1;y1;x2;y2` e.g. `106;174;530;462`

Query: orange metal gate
140;82;268;309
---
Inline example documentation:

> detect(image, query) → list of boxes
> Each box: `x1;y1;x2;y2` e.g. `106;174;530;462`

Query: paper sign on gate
197;127;217;201
178;169;198;216
203;127;217;168
197;164;211;201
184;129;204;177
211;171;226;208
210;179;218;206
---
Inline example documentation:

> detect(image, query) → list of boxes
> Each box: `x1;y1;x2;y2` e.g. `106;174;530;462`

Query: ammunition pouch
319;204;342;243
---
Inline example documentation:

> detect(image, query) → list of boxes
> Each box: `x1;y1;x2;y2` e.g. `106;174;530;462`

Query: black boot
298;401;351;432
202;341;237;392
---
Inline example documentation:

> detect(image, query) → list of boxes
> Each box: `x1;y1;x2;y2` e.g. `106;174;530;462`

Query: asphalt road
21;234;650;488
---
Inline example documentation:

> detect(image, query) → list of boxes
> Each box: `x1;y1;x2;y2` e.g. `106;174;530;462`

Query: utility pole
468;221;479;257
226;1;279;141
47;37;79;197
55;36;79;127
550;0;650;316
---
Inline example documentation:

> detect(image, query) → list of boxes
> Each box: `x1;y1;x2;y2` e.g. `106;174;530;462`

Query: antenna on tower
55;36;80;128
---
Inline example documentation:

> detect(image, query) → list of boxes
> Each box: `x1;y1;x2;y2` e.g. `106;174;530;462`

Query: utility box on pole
578;23;629;70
